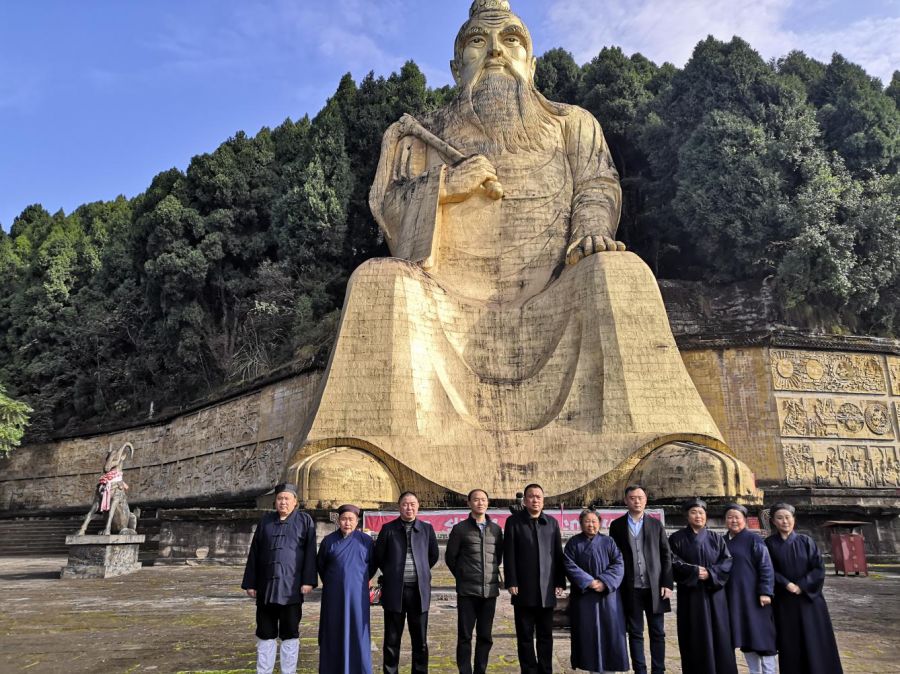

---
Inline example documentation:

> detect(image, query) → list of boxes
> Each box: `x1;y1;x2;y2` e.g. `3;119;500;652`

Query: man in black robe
668;498;737;674
609;484;673;674
241;483;318;674
503;483;566;674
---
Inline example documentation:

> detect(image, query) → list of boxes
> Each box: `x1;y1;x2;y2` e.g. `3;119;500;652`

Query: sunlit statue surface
286;0;759;506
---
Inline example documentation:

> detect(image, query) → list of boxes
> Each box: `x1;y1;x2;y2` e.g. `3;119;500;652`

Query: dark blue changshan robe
725;529;776;655
669;527;737;674
317;529;374;674
563;532;629;673
241;509;318;605
765;532;843;674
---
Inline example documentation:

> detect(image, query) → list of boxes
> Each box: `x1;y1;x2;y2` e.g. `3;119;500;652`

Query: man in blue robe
668;498;737;674
241;483;318;674
723;503;776;674
317;503;374;674
765;502;843;674
372;491;440;674
564;509;629;673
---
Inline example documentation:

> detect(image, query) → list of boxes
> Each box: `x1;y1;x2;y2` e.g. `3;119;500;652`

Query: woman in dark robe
765;502;843;674
668;498;737;674
563;509;629;673
723;503;776;674
317;504;374;674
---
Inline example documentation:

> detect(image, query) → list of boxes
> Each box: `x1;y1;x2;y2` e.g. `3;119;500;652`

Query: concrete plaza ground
0;556;897;674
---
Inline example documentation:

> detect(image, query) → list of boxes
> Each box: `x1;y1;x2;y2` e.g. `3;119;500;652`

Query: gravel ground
0;557;896;673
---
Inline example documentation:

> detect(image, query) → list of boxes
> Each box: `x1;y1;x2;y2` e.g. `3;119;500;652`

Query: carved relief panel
782;441;900;488
771;350;887;394
777;396;895;441
889;356;900;396
772;349;899;489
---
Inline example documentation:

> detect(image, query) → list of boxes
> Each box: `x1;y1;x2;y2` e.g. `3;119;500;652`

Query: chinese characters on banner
362;508;665;535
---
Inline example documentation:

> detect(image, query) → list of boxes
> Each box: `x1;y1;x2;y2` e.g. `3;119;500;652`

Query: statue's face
453;14;535;88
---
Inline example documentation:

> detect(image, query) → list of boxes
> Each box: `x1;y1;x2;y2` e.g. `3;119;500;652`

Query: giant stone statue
286;0;759;506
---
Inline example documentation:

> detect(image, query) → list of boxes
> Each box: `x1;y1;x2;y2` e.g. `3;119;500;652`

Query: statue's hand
440;155;498;204
565;235;626;265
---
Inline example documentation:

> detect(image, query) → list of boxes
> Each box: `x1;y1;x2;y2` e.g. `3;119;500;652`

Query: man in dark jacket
241;483;318;674
503;483;566;674
446;488;504;674
372;490;440;674
609;484;674;674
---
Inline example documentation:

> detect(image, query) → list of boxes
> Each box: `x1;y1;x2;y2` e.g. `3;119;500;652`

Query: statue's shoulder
554;102;602;130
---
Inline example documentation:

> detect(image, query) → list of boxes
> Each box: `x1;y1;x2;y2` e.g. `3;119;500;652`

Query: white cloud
543;0;898;83
799;17;900;85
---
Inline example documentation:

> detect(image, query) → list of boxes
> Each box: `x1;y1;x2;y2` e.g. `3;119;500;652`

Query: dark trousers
456;595;497;674
383;582;429;674
513;605;554;674
255;602;301;640
625;588;666;674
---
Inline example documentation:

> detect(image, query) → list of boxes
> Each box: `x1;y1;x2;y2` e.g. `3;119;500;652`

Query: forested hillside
1;39;898;440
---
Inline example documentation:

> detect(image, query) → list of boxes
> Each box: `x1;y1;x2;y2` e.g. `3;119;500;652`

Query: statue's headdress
469;0;511;15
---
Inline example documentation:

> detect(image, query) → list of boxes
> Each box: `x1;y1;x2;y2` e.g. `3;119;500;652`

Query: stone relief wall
4;342;900;513
770;349;899;489
0;372;321;512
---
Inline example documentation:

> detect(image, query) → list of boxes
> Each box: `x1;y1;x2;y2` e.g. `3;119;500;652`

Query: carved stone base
60;534;145;579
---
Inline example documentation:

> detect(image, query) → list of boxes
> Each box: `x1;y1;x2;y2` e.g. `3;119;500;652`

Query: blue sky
1;0;898;231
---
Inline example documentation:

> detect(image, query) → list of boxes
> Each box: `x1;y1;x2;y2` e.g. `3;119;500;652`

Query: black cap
337;503;361;516
273;483;298;497
724;503;748;517
682;497;707;512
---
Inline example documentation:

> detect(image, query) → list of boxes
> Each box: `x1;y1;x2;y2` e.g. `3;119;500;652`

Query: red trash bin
823;521;869;576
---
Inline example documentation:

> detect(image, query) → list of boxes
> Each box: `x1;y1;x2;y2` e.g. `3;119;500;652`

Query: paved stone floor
0;556;897;673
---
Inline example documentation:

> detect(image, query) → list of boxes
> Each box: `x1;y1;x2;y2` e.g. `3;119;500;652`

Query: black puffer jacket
445;514;504;598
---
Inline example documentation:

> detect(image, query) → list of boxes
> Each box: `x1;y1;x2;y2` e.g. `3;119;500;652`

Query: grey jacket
445;514;503;598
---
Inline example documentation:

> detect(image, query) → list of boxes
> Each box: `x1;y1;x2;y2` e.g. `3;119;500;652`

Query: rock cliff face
660;278;781;338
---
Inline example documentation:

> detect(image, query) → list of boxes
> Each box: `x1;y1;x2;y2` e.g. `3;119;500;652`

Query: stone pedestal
61;534;145;579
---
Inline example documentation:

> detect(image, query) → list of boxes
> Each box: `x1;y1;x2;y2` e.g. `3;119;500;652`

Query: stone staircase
0;515;161;562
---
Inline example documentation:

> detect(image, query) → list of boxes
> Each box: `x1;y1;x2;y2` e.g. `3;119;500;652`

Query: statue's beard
451;68;556;156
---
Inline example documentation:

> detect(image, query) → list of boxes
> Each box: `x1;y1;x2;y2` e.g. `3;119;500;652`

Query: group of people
241;482;844;674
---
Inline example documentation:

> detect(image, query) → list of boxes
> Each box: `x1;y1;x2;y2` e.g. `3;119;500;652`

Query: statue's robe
289;102;756;501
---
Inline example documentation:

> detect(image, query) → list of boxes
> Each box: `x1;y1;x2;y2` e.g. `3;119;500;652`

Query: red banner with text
363;508;664;535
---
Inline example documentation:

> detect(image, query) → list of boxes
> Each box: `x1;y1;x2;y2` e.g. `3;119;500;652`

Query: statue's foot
287;447;400;509
627;442;761;503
